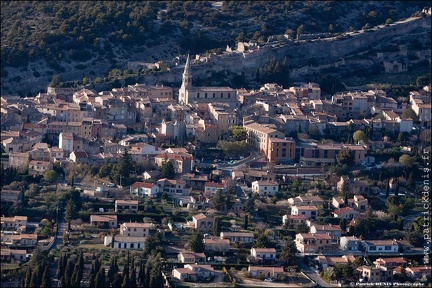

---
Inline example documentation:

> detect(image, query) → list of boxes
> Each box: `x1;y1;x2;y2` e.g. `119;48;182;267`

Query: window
221;93;223;98
197;93;200;98
205;93;207;98
228;93;231;98
370;246;376;251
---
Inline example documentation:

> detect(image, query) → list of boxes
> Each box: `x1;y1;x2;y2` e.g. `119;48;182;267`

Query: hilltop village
1;54;431;288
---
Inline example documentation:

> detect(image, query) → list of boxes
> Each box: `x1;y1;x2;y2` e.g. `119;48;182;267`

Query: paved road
237;279;302;287
51;216;68;251
298;259;331;287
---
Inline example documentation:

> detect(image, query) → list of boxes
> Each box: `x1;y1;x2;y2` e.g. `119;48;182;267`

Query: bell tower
179;55;192;104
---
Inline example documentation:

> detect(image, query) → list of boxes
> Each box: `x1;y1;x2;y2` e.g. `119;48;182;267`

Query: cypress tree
130;267;137;288
244;215;248;230
95;267;105;288
87;274;95;288
58;276;65;288
121;273;130;288
78;251;84;271
30;268;39;288
112;274;123;288
213;217;220;237
149;262;163;288
138;259;146;288
40;265;52;288
24;267;32;288
385;178;390;198
64;259;75;287
394;180;400;196
94;258;101;276
108;256;118;285
71;264;80;288
57;253;65;280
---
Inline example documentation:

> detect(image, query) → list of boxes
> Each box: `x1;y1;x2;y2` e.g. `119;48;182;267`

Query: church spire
181;54;192;88
184;54;191;75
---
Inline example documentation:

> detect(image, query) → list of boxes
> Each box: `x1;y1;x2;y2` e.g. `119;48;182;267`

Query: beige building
0;216;27;231
90;215;118;229
248;266;284;279
244;122;285;156
208;103;237;135
295;233;332;253
220;232;254;244
28;160;53;175
115;200;139;213
291;205;319;220
357;265;393;283
250;248;277;261
119;222;152;237
267;137;296;163
192;213;214;231
282;214;306;229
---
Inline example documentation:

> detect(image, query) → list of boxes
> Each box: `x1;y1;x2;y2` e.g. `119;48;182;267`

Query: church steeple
182;54;192;88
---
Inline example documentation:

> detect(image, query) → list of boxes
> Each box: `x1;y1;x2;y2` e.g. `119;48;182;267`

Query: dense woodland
1;1;429;72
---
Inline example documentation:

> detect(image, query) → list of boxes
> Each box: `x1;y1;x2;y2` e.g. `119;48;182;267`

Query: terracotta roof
131;182;155;189
292;205;318;211
252;248;276;253
90;215;117;222
116;200;138;205
333;207;359;215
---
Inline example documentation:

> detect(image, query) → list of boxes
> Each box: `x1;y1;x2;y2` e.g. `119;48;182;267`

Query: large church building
178;55;239;107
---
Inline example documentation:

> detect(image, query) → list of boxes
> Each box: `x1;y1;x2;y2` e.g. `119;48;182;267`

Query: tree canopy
228;126;248;141
353;130;368;144
336;147;355;167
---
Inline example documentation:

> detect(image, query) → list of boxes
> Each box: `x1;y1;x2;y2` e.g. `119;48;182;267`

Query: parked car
264;278;273;282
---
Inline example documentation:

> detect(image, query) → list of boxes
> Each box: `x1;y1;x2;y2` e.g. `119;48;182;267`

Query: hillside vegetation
1;1;429;95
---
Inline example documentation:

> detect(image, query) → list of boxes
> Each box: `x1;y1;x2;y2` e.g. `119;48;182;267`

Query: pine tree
114;148;133;185
160;155;175;179
210;189;225;210
40;266;52;288
279;237;298;266
188;232;205;253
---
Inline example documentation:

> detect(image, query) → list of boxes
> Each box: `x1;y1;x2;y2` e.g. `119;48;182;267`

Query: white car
264;278;273;282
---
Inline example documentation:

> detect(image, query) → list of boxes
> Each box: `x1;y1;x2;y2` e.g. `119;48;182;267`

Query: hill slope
1;1;430;95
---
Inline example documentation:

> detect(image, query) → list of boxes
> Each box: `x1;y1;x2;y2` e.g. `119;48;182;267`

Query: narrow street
51;216;68;251
298;259;332;287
